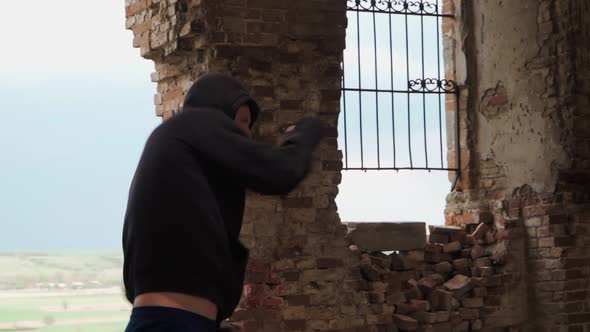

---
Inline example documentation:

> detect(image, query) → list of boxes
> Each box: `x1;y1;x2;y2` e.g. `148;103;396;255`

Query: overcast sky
0;0;449;251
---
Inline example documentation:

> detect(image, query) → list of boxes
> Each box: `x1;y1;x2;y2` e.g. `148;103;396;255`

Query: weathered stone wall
445;0;590;331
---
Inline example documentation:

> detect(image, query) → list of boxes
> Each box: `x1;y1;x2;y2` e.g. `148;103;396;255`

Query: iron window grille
340;0;460;188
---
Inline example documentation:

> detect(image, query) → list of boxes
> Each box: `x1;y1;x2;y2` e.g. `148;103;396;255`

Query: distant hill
0;252;123;290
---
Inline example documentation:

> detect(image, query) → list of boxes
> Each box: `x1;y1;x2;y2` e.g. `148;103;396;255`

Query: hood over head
182;73;260;127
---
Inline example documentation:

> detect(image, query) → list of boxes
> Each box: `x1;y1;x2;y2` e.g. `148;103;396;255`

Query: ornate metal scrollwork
348;0;439;15
408;78;457;93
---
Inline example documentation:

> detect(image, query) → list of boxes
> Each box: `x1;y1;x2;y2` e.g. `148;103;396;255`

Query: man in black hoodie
122;73;322;331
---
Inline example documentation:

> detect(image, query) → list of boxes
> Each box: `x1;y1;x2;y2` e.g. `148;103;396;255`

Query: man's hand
218;321;244;332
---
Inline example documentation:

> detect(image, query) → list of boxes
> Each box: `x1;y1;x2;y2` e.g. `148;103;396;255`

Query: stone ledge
344;222;427;251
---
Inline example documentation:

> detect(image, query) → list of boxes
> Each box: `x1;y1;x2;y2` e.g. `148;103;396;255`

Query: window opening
340;0;460;189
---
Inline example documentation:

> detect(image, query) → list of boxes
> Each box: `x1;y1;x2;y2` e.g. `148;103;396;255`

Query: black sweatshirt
122;73;321;322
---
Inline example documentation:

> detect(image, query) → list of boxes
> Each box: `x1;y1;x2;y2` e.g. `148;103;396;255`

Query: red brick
443;241;462;253
472;223;489;240
252;85;274;98
554;236;575;247
242;284;277;309
386;291;406;305
472;275;502;288
279;100;302;110
322;160;342;171
282;271;300;282
454;214;475;225
429;233;450;244
262;296;284;308
430;322;452;332
132;20;151;35
286;294;310;306
471;287;487;297
435;311;451;322
413;311;437;324
162;87;183;102
564;302;584;313
566;291;588;301
482;231;497;244
458;308;479;320
471;246;486;259
410;299;430;312
429;289;453;311
461;297;484;308
385;271;402;292
487;91;508;106
396;302;417;315
248;0;286;9
283;197;313;208
462;235;476;246
393;314;418;331
126;0;148;16
246;271;271;283
243;321;263;330
449;311;462;325
565;269;586;279
360;263;382;282
549;214;569;224
391;253;419;271
568;313;590;324
284;319;306;330
443;275;473;298
434;262;453;274
451;231;468;243
495;229;510;240
418;275;444;294
471;266;493;277
247;259;271;273
564;258;590;269
460;249;472;258
404;280;423;301
473;257;492;268
321;89;342;102
368;291;385;304
476;211;494;224
316;257;343;269
425;243;444;253
452;259;472;272
425;252;453;264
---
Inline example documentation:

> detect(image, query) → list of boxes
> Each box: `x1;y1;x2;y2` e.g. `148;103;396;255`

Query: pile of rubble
355;221;509;331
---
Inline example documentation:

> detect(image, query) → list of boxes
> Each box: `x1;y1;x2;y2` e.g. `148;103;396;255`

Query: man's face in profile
234;104;252;138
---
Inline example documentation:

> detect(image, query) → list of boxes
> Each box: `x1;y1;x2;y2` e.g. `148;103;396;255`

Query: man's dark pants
124;306;216;332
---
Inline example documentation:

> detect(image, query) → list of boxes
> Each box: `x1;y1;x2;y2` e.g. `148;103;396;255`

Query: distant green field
0;252;129;331
0;290;130;331
0;252;123;290
35;322;125;332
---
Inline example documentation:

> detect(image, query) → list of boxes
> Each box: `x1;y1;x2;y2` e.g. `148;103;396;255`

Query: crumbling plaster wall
448;0;590;331
447;0;590;221
459;0;571;194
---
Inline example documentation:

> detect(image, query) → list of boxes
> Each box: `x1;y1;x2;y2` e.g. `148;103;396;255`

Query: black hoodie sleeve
167;108;322;195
